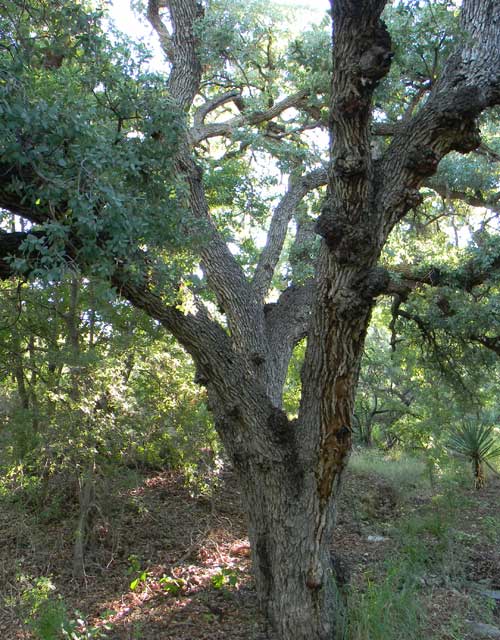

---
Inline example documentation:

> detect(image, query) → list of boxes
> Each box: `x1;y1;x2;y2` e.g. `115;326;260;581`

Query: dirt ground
0;464;498;639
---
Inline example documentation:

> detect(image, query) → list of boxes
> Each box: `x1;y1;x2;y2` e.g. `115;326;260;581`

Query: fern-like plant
447;419;500;489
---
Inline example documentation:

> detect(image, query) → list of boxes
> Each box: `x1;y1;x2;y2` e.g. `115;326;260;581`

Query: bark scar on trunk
317;375;352;506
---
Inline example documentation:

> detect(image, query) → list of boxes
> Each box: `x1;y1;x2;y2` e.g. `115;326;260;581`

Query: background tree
0;0;499;638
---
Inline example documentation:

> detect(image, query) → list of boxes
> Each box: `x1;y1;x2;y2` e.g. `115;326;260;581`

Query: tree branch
475;142;500;164
148;0;202;110
0;230;31;279
385;246;500;294
263;282;315;407
252;167;327;300
192;90;242;130
146;1;269;353
0;226;249;396
147;0;175;60
378;0;500;232
188;90;310;145
423;180;500;215
265;283;314;347
392;306;500;360
0;162;63;224
110;269;238;381
179;155;266;356
471;334;500;356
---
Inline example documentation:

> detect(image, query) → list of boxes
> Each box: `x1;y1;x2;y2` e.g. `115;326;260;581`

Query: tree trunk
64;276;82;401
73;467;96;578
211;277;372;639
230;444;340;639
13;352;29;411
473;457;485;490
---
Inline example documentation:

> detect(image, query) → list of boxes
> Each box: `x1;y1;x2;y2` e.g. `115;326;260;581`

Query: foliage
211;567;240;590
346;565;426;640
447;417;500;488
379;1;460;122
126;555;187;595
0;273;218;574
349;450;429;498
10;575;112;639
159;575;186;596
0;0;192;284
345;457;495;640
17;575;69;640
127;554;149;592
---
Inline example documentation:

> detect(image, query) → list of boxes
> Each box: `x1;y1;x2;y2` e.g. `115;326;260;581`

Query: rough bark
1;1;500;638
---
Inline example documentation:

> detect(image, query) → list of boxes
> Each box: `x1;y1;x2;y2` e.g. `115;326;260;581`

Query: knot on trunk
436;88;483;153
359;46;393;80
442;85;482;118
335;284;374;319
357;266;391;300
194;365;209;386
333;153;367;178
403;188;424;212
335;424;351;444
389;188;423;222
333;93;366;117
306;564;324;590
250;351;266;366
450;121;481;153
359;20;394;83
358;19;393;83
404;145;439;176
268;408;294;446
315;208;373;265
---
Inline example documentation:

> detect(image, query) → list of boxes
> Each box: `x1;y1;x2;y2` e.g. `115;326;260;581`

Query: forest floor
0;452;499;639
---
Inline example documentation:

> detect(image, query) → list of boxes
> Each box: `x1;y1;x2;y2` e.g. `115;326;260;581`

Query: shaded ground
0;461;498;639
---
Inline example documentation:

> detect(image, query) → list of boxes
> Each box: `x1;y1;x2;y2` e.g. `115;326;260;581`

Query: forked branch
252;167;327;300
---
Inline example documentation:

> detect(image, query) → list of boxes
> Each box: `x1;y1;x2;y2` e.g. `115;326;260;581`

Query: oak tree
1;0;500;637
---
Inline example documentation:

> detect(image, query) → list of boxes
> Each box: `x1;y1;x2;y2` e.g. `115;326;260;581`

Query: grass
344;501;452;640
349;449;430;497
342;448;497;639
346;566;425;640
